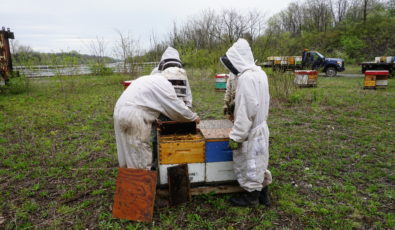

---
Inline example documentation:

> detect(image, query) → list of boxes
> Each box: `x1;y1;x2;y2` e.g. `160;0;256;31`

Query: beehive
364;70;389;89
122;80;133;89
294;70;318;87
295;56;303;65
274;57;281;65
287;56;295;65
158;132;205;164
200;120;236;183
215;74;228;91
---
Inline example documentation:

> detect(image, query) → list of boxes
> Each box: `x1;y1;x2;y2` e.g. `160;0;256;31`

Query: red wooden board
112;168;157;222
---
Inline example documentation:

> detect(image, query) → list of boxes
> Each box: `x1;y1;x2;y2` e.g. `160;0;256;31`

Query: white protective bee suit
227;39;271;192
114;68;198;169
151;47;193;108
224;72;237;111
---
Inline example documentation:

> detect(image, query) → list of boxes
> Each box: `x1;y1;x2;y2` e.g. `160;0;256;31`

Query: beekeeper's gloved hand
229;139;241;150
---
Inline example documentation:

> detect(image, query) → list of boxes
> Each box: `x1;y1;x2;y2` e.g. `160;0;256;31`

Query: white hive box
206;161;236;182
159;163;205;185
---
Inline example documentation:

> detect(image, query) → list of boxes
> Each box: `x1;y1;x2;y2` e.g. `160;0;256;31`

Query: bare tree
113;30;140;74
246;9;266;40
330;0;349;25
167;8;266;50
88;36;107;65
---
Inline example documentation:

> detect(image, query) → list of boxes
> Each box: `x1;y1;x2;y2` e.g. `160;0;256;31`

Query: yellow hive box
159;132;205;164
308;74;318;85
364;75;376;87
288;57;295;65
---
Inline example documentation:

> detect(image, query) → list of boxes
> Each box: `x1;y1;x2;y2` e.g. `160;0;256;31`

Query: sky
0;0;295;57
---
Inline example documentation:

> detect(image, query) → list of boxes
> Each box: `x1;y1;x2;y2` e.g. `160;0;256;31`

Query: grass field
341;64;361;74
1;70;394;229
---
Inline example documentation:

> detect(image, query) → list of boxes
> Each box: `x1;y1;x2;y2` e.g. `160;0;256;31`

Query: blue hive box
200;120;234;163
205;139;233;162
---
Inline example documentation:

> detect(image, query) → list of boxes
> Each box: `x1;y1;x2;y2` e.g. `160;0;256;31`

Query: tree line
10;0;395;73
143;0;395;68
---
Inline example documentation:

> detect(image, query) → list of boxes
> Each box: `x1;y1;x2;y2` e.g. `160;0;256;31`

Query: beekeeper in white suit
151;47;193;108
114;66;200;169
220;38;272;207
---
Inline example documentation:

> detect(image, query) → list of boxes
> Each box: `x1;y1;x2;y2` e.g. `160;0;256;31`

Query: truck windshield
315;52;324;59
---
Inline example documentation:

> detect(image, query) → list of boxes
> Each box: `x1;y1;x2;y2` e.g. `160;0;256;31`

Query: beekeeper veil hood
220;55;240;75
161;67;188;98
158;47;183;71
224;38;257;75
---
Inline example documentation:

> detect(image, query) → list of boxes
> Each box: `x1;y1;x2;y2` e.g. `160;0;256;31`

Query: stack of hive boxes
267;56;303;65
157;120;236;185
374;56;395;63
214;74;229;91
157;121;205;185
363;70;389;89
200;120;236;183
294;70;318;87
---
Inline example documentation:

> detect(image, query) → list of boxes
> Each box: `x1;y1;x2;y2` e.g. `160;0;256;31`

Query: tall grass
265;69;298;103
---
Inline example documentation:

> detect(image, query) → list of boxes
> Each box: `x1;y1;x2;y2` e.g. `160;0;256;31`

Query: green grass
342;64;362;74
0;71;394;229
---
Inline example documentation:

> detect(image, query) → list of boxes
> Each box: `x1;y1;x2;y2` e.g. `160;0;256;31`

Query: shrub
0;74;29;94
89;63;114;76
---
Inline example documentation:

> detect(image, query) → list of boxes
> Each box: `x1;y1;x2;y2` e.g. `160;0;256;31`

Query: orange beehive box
158;132;205;164
288;56;295;65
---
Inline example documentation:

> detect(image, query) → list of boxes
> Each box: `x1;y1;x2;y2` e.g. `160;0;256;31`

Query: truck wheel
325;67;337;77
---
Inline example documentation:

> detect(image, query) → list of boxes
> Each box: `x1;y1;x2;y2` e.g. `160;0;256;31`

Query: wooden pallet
157;184;243;197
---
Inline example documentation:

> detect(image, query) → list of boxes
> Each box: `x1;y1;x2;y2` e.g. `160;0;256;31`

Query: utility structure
0;27;15;83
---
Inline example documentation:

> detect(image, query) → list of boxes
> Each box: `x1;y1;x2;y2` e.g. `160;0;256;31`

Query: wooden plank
159;140;205;164
157;184;243;196
168;164;191;205
201;128;232;139
112;168;157;222
190;185;243;195
199;120;233;129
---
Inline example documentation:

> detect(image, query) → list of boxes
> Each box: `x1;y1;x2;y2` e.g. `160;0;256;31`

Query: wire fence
14;62;159;78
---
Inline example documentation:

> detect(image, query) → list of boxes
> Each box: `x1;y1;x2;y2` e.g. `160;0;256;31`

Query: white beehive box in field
206;161;236;182
159;163;205;185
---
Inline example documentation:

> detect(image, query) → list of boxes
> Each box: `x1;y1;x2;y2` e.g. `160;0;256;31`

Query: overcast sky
1;0;294;56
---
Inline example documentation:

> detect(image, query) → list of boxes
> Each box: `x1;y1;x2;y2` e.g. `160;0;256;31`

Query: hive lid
200;120;233;139
365;70;389;75
294;70;318;75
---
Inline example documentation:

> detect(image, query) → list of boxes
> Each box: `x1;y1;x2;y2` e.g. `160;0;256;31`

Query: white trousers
233;122;272;192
